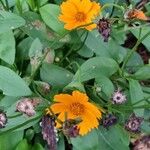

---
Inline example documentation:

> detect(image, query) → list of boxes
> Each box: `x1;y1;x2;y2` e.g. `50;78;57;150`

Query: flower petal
54;94;73;104
72;91;89;102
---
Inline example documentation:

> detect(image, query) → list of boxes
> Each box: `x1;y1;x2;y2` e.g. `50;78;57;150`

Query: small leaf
0;30;15;64
71;129;100;150
0;66;32;96
29;38;43;58
129;79;144;116
0;10;25;33
73;57;119;82
132;65;150;80
98;126;130;150
40;63;73;89
0;131;23;150
16;139;30;150
32;143;44;150
95;75;114;99
39;4;67;35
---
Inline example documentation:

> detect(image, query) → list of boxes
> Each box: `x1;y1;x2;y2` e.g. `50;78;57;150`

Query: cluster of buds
97;18;111;42
0;110;7;128
41;115;58;150
16;98;41;117
102;114;117;128
125;113;143;133
133;135;150;150
62;119;79;138
112;89;127;105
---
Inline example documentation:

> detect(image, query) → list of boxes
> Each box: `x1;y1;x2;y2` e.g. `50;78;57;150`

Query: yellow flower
58;0;101;31
47;91;103;136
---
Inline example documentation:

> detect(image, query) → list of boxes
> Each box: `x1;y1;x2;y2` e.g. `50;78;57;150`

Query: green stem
121;29;150;71
0;0;7;10
59;30;88;64
5;0;9;10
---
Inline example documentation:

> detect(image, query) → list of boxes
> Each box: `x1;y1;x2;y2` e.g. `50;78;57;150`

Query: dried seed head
41;115;57;150
0;110;7;128
102;114;117;128
124;9;147;21
112;90;127;104
16;98;36;117
97;18;111;42
62;119;79;138
125;113;143;133
133;135;150;150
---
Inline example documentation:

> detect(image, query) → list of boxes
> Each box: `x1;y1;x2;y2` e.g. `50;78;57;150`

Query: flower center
69;102;84;116
75;12;86;22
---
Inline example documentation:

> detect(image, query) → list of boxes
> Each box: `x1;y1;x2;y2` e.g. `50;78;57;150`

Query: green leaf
0;109;42;135
0;130;23;150
71;129;100;150
16;139;30;150
98;126;130;150
40;63;74;89
0;10;25;33
0;30;15;64
131;27;150;52
0;96;19;108
29;38;43;58
83;30;110;57
132;65;150;80
0;66;32;96
39;4;67;35
129;79;144;116
32;143;44;150
95;75;114;99
73;57;119;82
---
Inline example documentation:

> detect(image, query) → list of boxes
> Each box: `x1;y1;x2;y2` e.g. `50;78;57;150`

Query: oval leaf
40;63;73;89
73;57;119;82
0;66;32;96
0;10;25;33
39;4;67;35
132;65;150;80
0;30;15;64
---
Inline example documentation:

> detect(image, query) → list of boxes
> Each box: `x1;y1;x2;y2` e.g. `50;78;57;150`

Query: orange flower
46;91;103;136
125;9;147;20
58;0;101;31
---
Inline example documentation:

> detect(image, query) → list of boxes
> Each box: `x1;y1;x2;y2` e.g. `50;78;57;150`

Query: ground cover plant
0;0;150;150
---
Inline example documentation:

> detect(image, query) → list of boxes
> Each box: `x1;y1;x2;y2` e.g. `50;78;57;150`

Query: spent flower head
102;114;117;128
41;115;57;150
125;113;143;133
112;89;127;104
97;18;111;42
16;98;40;117
133;135;150;150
